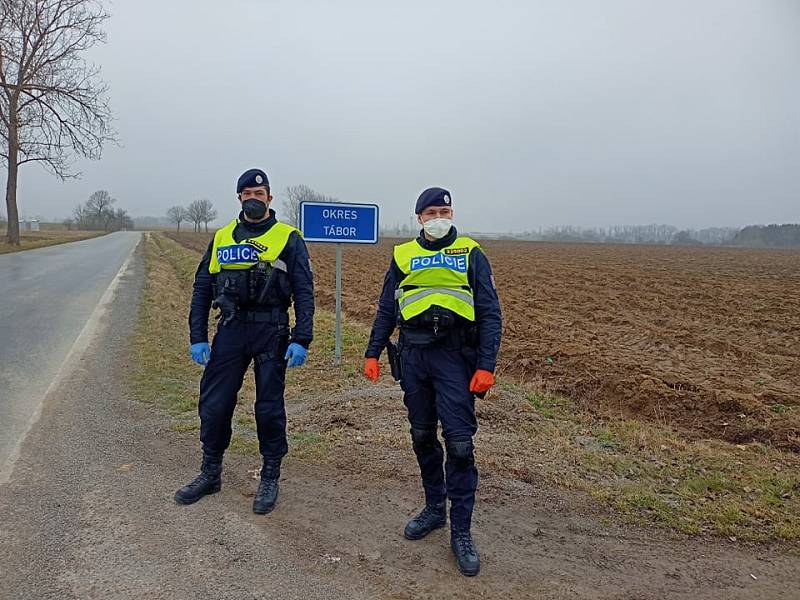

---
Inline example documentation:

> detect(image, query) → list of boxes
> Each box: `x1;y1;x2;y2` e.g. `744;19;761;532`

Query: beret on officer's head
236;168;270;194
415;187;452;214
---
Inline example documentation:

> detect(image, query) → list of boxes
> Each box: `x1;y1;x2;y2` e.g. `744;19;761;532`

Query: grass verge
133;232;800;544
0;229;106;254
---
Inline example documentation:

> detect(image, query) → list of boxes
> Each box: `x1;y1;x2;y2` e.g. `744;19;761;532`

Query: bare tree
283;184;337;227
109;206;131;231
72;203;87;227
186;199;204;233
166;205;188;232
70;189;128;230
185;198;216;233
61;216;73;230
85;189;113;228
0;0;115;245
199;199;217;233
205;210;217;232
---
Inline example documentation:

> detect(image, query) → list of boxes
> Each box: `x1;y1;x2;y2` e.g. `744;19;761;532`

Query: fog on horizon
6;0;800;233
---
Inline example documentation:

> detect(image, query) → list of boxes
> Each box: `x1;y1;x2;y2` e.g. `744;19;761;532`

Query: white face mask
422;217;453;239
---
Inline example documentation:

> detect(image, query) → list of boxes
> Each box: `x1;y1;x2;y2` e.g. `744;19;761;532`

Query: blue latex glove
190;342;211;366
284;342;307;368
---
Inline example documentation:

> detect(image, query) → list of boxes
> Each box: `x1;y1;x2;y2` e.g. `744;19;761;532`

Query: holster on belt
386;340;402;382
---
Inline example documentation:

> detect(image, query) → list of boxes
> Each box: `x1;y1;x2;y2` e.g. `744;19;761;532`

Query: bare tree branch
283;184;338;227
1;0;115;244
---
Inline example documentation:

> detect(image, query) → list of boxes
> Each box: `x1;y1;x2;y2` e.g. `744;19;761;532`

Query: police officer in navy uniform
175;168;314;514
363;187;502;576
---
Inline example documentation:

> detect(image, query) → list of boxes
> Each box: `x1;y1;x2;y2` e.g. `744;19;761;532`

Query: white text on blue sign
323;208;358;237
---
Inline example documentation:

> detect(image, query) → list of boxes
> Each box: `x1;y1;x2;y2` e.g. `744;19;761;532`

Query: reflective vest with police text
208;219;299;274
393;236;480;322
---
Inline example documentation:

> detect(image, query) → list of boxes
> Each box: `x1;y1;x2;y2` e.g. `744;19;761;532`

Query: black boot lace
453;530;476;555
257;478;278;496
418;504;443;521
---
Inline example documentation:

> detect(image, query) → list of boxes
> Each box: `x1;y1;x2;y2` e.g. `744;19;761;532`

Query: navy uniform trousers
199;316;290;462
400;342;479;530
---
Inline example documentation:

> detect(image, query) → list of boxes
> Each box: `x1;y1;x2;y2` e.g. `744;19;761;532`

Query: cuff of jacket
476;359;496;373
291;336;312;349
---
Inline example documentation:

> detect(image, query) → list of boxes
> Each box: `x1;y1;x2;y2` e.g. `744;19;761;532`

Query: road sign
299;202;379;244
299;201;380;361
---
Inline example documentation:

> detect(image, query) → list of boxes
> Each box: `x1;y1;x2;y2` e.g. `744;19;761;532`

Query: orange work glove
364;357;380;382
469;369;495;394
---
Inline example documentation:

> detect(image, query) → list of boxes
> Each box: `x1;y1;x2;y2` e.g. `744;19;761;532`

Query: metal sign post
299;202;380;362
334;243;342;361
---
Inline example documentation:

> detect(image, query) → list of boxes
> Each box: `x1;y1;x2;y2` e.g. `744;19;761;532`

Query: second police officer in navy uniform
363;187;502;576
175;168;315;514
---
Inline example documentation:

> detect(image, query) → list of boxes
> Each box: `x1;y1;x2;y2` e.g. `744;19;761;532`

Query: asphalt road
0;232;141;479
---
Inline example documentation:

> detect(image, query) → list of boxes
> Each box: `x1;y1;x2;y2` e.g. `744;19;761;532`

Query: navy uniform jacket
365;227;502;372
189;209;315;347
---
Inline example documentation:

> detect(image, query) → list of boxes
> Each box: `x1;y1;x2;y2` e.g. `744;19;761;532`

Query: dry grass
484;381;800;541
133;232;800;544
0;229;106;254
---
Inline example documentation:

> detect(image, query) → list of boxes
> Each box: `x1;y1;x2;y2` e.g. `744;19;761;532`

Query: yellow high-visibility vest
393;236;480;322
208;219;299;274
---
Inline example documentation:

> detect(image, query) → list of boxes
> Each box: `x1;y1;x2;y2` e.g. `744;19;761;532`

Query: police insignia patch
444;194;451;204
244;239;268;252
444;247;469;255
255;174;263;184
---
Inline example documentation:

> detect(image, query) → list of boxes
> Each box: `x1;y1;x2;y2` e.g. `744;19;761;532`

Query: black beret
415;187;452;214
236;168;270;194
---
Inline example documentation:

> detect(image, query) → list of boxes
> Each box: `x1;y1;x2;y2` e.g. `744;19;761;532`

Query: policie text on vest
409;253;468;273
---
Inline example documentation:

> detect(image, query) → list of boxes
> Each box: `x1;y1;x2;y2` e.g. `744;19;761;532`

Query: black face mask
242;198;267;220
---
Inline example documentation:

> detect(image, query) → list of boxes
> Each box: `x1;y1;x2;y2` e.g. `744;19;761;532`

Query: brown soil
165;232;800;452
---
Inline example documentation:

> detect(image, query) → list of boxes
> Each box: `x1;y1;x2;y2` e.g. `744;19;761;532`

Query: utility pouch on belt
212;276;239;327
386;340;403;382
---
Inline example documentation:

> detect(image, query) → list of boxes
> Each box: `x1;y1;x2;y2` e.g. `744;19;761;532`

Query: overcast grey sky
11;0;800;231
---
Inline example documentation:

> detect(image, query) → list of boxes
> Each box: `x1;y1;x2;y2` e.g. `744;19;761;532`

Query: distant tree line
731;224;800;248
511;223;800;247
66;190;132;231
381;221;418;237
167;199;217;232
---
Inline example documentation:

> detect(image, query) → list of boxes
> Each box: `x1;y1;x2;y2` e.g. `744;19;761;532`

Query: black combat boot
253;460;280;514
174;455;222;505
403;502;447;540
451;528;480;576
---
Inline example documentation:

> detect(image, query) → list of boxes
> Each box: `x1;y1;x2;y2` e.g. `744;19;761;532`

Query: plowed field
166;232;800;452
